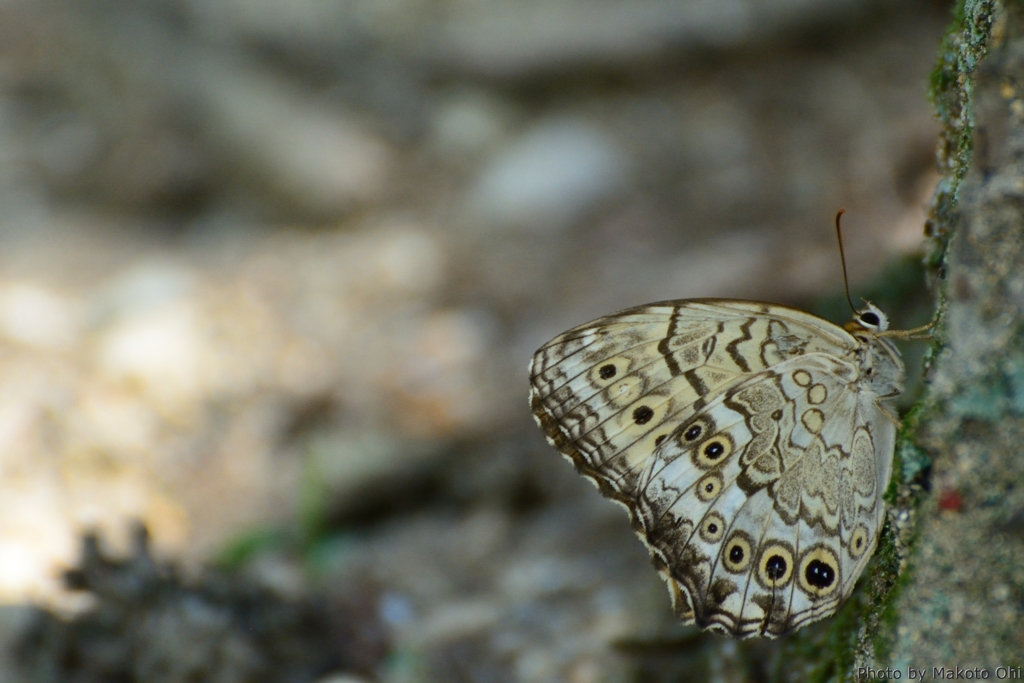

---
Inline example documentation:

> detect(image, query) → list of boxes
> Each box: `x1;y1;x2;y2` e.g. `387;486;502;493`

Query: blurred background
0;0;949;680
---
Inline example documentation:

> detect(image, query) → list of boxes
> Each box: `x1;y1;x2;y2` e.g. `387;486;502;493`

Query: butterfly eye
859;311;880;327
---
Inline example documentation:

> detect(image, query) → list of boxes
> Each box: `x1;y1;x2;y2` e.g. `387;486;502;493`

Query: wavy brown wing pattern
528;299;902;637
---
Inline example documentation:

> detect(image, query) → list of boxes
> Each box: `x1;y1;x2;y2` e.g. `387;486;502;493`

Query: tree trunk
864;0;1024;670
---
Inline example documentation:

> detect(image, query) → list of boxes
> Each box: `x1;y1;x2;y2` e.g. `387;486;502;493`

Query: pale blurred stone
662;230;773;299
427;0;868;77
416;599;502;645
383;308;495;435
0;482;75;603
430;90;515;158
304;431;435;503
469;118;629;231
90;262;196;324
499;556;595;599
0;284;79;350
0;214;482;603
34;114;102;183
190;54;394;215
0;541;42;600
98;302;204;407
378;591;416;627
315;673;371;683
72;389;158;454
371;226;445;295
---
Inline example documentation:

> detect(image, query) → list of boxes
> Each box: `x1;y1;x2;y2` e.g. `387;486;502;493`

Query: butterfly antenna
835;210;857;314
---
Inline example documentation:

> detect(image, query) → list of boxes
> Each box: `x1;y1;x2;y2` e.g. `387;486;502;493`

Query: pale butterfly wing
635;355;892;636
529;298;903;637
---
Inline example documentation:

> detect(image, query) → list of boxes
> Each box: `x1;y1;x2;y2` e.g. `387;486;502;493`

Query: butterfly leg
878;316;938;340
873;396;901;428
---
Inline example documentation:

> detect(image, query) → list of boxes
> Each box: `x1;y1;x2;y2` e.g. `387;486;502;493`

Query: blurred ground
0;0;949;681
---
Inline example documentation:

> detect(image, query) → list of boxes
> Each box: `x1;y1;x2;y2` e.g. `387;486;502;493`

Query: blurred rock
187;53;394;216
0;0;395;218
0;2;211;213
468;118;629;232
423;0;877;78
13;525;389;683
0;283;80;350
315;674;372;683
178;0;891;82
429;90;517;161
324;497;677;683
0;215;513;601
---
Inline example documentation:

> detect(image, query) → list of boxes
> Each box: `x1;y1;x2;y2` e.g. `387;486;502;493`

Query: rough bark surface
883;0;1024;669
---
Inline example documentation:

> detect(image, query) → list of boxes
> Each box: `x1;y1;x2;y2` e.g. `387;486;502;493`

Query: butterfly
529;296;930;637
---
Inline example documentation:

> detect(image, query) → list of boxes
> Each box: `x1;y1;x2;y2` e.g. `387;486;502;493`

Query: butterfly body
529;299;904;637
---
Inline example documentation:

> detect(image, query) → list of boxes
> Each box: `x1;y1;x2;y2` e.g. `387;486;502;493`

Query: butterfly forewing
529;298;903;637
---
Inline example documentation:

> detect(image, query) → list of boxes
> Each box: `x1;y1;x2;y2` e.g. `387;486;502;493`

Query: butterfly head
845;301;889;334
846;301;904;400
